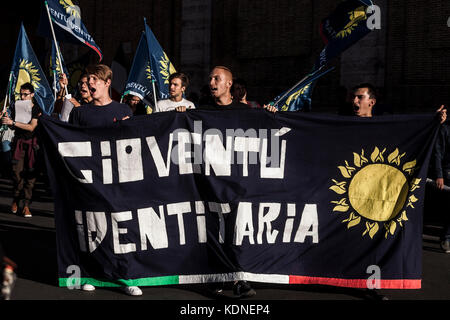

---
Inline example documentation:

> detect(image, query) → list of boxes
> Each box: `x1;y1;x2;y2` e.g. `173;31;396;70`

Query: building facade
2;0;449;113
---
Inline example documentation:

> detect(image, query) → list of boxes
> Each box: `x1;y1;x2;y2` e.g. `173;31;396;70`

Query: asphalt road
0;176;449;304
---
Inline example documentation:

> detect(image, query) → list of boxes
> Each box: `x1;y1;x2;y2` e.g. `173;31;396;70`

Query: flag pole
2;72;13;114
151;80;158;109
44;1;66;97
144;18;159;109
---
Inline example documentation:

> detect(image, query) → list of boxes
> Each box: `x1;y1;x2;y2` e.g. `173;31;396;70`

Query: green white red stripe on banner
58;273;421;289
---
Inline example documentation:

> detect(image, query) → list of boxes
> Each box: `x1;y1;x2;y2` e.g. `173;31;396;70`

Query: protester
350;84;448;254
123;94;147;115
68;64;140;296
231;78;261;109
53;73;93;118
176;66;255;298
155;72;195;112
265;82;448;125
431;114;450;253
69;64;132;127
350;83;447;123
1;83;42;218
350;83;378;118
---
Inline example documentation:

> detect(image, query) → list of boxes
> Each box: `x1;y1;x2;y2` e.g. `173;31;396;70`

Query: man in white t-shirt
155;72;195;112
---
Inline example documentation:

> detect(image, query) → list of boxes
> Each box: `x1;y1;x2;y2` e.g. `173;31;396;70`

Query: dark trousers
440;177;450;240
11;144;37;207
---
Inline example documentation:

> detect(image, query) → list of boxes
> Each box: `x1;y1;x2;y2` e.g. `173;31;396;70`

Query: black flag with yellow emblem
317;0;374;69
39;110;439;289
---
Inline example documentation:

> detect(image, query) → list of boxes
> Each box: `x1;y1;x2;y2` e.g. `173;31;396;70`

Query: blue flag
123;32;156;105
38;0;103;61
269;0;375;111
49;41;69;95
270;67;335;111
144;19;176;100
10;24;54;115
315;0;374;70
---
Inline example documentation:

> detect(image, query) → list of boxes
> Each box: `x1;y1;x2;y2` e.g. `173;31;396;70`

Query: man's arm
433;126;447;190
1;114;38;132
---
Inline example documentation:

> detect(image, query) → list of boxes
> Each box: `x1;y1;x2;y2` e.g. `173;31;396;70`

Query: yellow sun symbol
336;6;367;39
14;59;41;100
145;62;153;81
159;52;176;84
330;147;421;239
59;0;81;18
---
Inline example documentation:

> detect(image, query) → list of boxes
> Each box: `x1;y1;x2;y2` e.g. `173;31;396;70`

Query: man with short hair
155;72;195;112
53;73;93;119
68;64;140;296
351;83;377;117
177;66;255;298
350;83;446;123
203;66;249;110
1;83;41;218
69;64;132;127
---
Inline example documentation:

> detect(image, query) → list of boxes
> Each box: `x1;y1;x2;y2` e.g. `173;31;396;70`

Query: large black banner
39;109;439;289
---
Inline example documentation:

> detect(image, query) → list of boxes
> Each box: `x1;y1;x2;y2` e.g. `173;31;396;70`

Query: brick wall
2;0;449;113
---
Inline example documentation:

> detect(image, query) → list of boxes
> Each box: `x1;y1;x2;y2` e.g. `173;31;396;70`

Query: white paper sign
14;100;32;124
60;98;74;122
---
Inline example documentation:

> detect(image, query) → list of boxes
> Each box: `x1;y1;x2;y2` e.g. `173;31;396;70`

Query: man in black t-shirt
67;64;140;297
175;66;250;112
69;64;132;127
2;83;42;218
175;66;255;298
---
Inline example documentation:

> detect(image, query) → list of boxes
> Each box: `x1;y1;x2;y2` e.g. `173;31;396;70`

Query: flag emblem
14;59;41;100
159;52;176;85
330;147;420;239
337;6;368;39
280;83;312;111
59;0;81;18
145;62;152;81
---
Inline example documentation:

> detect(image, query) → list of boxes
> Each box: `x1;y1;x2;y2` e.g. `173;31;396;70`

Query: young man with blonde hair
69;64;132;127
68;64;140;296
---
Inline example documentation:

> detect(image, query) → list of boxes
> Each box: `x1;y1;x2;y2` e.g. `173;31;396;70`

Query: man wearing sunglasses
1;83;42;218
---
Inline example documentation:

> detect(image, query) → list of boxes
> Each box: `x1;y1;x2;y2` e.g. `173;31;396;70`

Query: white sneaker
122;286;142;296
82;284;96;291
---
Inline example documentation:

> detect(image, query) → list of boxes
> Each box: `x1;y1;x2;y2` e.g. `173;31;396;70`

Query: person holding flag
1;83;42;218
54;73;93;121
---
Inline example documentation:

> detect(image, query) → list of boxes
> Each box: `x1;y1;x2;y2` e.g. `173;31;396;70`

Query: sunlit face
209;68;232;99
88;74;110;100
169;77;185;100
352;88;376;117
19;89;34;101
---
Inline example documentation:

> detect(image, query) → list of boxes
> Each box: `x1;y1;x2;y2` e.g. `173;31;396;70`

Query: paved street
0;176;449;302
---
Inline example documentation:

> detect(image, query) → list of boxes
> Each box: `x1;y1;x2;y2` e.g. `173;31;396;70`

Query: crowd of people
0;63;448;299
